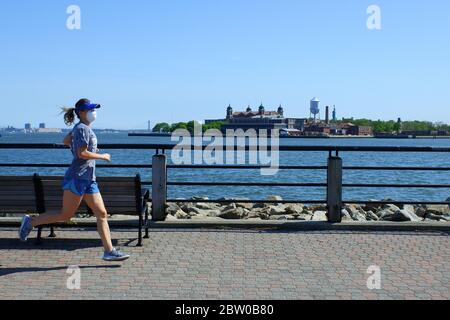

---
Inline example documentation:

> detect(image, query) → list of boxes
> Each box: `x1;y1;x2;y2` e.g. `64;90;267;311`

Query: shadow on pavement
0;265;121;277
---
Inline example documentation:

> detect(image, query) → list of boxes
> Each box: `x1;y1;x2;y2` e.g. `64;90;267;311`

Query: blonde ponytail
60;107;77;126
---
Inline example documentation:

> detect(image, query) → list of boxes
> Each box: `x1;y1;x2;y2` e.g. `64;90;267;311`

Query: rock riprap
159;196;450;222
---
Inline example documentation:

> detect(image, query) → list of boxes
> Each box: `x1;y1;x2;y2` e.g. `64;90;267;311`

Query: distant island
148;103;450;138
0;126;129;135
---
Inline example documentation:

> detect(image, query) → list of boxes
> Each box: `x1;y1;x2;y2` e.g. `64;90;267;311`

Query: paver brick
0;228;449;300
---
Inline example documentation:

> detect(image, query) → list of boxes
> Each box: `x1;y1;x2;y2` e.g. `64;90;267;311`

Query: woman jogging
19;99;130;262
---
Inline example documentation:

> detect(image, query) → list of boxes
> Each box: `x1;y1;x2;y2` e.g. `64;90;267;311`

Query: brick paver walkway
0;227;449;300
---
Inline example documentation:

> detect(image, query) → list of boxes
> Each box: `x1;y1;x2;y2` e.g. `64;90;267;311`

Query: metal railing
1;143;450;222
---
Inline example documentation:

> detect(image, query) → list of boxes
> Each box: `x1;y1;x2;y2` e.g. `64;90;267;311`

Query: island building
303;100;373;136
328;123;373;136
205;104;307;134
309;97;320;122
22;123;61;133
36;128;62;133
205;101;373;137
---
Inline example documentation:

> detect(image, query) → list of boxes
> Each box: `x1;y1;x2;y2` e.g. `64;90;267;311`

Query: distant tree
352;118;372;127
371;121;386;133
435;122;449;131
170;122;188;132
401;121;433;131
343;119;449;133
152;123;171;133
203;121;226;132
186;120;201;134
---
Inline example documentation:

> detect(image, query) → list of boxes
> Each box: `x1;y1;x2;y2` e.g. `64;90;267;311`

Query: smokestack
325;106;330;124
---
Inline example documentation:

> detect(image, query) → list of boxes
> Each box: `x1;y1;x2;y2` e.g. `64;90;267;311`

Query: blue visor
76;103;101;111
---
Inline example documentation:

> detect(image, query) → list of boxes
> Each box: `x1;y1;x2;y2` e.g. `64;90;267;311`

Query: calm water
1;133;449;202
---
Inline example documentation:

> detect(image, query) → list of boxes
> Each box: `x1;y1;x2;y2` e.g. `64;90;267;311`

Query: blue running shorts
62;179;100;196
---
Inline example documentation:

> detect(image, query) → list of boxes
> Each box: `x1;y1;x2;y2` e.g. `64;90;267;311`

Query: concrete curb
1;217;449;232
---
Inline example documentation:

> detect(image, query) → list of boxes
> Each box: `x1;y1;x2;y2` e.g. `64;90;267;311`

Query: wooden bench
0;175;58;244
0;176;37;216
0;174;150;246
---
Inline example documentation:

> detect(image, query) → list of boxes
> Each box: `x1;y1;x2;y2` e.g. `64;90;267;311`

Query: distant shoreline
128;132;450;139
1;132;449;140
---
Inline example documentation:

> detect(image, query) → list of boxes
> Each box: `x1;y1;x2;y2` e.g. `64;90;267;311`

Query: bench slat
0;175;142;214
0;176;35;181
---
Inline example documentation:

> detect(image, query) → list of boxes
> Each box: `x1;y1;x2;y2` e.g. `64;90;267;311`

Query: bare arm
63;132;72;146
78;146;111;162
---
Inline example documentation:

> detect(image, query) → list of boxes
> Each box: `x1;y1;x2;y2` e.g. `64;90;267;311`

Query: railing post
327;156;343;223
152;154;167;221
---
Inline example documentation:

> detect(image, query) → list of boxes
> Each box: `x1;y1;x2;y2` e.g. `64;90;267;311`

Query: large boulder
344;204;366;221
352;211;367;222
341;209;353;222
285;204;304;215
365;211;379;221
414;206;427;218
236;202;254;210
425;205;449;216
425;213;449;222
206;210;222;217
187;206;205;215
309;204;327;212
402;204;415;212
383;204;401;212
312;211;328;221
363;200;383;212
378;209;395;220
345;204;362;214
166;202;181;215
188;207;221;217
174;209;190;219
246;210;263;220
180;203;194;213
269;205;287;216
216;197;253;210
165;214;178;221
384;209;421;222
194;202;220;210
219;206;246;219
296;213;313;221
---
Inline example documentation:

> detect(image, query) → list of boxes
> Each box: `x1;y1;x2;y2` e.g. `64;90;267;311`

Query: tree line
152;119;449;134
335;119;449;133
152;121;226;134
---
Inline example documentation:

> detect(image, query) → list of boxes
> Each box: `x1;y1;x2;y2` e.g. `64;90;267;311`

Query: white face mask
86;110;97;123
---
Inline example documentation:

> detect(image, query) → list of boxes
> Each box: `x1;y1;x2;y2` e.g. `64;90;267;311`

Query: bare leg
83;192;114;252
31;191;83;227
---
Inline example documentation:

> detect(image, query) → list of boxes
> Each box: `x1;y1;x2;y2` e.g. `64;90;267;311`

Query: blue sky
0;0;449;129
